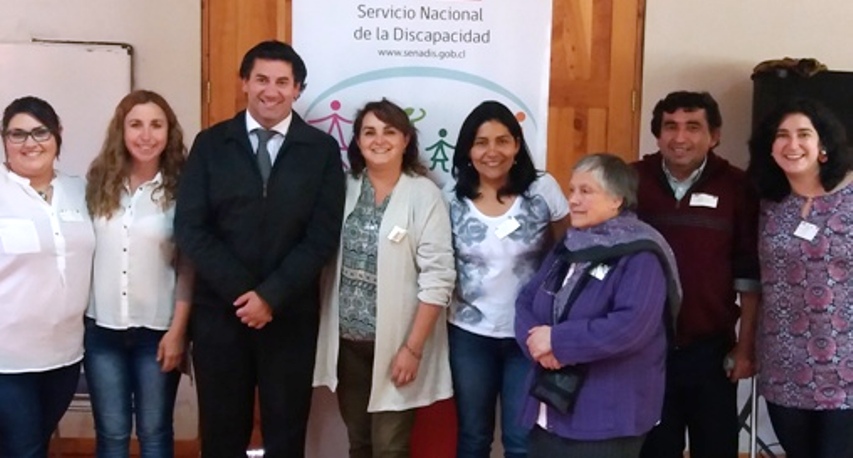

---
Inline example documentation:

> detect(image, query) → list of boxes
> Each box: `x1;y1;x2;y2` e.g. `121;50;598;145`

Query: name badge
494;216;521;239
387;225;407;243
793;221;819;241
59;209;85;222
689;193;719;208
589;264;610;280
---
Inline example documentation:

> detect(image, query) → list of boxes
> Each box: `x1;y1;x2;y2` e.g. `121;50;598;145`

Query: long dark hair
452;101;537;201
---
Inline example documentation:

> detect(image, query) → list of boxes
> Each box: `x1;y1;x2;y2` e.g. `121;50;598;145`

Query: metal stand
737;376;777;457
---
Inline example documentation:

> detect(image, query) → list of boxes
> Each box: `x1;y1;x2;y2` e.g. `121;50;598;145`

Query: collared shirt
0;168;94;373
87;173;179;330
662;155;707;201
245;111;293;163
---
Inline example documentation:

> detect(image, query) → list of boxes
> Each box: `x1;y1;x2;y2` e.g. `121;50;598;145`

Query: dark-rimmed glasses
4;127;53;144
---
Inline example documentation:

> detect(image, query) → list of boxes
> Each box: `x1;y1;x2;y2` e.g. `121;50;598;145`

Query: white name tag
689;193;719;208
589;264;610;280
59;209;85;222
793;221;819;241
494;216;521;239
387;225;407;243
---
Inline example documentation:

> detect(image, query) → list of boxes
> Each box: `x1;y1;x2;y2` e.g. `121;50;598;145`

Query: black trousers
767;402;853;458
191;307;319;458
640;336;739;458
529;427;644;458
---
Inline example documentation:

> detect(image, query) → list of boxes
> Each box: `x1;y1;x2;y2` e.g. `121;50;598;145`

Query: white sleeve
532;172;569;221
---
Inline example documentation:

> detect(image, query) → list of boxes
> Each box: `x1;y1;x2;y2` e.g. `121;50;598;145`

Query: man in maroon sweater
635;91;760;458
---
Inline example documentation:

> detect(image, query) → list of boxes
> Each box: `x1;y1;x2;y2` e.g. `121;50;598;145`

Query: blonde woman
85;90;191;457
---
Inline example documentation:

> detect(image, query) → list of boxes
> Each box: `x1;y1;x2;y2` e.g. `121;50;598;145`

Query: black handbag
529;364;586;414
528;254;596;414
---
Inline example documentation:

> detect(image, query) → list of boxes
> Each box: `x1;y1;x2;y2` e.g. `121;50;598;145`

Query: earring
819;150;828;163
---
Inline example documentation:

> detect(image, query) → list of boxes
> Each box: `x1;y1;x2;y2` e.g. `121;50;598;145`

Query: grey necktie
255;129;274;184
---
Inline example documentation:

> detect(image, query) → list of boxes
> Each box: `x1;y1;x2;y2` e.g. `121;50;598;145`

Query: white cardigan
313;173;455;412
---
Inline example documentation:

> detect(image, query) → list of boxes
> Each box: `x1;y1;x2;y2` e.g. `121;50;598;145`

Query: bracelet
402;343;422;360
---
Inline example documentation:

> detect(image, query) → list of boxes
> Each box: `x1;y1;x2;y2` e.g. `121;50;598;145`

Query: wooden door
202;0;289;127
547;0;646;192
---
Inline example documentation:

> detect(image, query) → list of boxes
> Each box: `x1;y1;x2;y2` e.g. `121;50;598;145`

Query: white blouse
87;173;180;330
0;168;95;373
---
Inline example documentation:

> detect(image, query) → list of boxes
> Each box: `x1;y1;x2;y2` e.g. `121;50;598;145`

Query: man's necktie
255;129;274;185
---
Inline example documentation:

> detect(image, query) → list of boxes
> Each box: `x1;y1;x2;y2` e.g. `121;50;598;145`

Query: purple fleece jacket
514;249;668;440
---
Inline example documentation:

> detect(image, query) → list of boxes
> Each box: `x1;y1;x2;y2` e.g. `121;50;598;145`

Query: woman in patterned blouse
748;98;853;458
313;99;456;458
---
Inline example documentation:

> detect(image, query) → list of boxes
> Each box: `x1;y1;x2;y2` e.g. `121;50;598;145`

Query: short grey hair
572;153;638;211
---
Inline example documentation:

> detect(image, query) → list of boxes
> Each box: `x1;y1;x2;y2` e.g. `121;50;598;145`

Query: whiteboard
0;42;132;177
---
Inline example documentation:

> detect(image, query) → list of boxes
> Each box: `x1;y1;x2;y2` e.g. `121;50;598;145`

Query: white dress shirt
245;110;292;162
87;173;179;330
0;168;94;373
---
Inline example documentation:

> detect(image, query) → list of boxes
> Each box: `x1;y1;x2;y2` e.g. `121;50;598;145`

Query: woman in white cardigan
314;98;455;458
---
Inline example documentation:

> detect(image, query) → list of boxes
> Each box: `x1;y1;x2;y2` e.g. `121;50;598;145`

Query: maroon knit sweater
633;152;760;347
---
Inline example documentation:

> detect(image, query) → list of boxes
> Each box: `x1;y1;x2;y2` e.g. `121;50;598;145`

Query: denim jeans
0;362;81;458
83;319;181;458
448;324;529;458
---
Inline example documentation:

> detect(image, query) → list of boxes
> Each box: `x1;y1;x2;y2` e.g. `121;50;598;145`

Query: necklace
35;185;53;202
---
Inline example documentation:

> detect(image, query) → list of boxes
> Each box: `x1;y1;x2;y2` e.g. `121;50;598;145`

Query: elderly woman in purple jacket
515;153;681;458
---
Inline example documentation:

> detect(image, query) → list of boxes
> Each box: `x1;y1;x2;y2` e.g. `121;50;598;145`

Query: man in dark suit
175;40;345;457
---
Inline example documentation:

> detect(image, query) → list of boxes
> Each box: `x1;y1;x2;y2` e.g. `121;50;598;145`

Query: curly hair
650;91;722;139
452;100;538;202
86;90;186;218
747;97;853;202
347;98;427;177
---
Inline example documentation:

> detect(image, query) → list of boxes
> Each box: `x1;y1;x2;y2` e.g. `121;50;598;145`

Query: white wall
0;0;201;139
641;0;853;168
0;0;201;440
641;1;853;454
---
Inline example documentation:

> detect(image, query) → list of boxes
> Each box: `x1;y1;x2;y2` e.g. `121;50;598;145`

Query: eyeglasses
4;127;53;144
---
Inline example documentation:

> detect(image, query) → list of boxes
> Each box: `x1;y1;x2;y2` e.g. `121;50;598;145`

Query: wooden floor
49;438;199;457
50;441;777;458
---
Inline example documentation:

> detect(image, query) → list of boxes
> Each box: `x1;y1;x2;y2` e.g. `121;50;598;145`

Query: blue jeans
83;319;181;458
0;362;81;458
449;324;529;458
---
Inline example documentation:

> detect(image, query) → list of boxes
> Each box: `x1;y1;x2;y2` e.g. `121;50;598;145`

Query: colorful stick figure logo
307;100;353;151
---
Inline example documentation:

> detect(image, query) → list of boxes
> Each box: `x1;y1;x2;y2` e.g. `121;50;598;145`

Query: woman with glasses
515;154;680;458
0;96;95;457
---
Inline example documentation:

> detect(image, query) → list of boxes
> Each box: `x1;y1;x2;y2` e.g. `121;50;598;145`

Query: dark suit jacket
175;111;345;340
